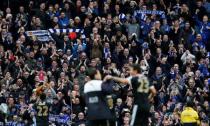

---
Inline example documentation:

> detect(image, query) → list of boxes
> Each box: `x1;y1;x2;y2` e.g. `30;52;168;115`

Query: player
34;93;50;126
104;64;156;126
84;68;114;126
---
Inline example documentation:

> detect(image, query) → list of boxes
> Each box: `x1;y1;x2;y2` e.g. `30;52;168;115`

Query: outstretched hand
103;75;112;82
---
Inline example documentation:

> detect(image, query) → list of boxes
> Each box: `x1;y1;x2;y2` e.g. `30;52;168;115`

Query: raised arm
104;75;129;85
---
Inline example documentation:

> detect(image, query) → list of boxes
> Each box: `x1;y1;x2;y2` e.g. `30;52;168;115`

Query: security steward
181;101;200;126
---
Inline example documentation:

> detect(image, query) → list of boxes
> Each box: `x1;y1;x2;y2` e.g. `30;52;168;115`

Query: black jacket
84;80;114;120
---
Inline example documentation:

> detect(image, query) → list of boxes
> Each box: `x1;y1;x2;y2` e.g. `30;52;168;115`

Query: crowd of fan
0;0;209;126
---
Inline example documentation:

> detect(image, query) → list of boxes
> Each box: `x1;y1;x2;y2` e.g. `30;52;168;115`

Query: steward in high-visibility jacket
181;101;200;126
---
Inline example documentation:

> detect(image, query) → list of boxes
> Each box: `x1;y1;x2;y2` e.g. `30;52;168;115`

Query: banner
0;114;71;126
49;114;71;125
134;10;166;21
26;30;53;42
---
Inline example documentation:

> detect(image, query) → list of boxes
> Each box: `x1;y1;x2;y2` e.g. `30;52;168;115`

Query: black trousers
130;105;150;126
87;119;115;126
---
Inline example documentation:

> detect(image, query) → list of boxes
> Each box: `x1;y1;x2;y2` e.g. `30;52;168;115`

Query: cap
57;49;63;52
37;58;42;61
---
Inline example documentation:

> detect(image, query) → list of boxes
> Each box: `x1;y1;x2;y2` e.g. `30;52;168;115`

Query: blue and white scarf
26;28;86;42
48;28;86;39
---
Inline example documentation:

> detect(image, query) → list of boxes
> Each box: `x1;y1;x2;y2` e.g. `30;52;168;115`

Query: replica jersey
127;74;153;108
84;80;113;120
34;102;50;126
